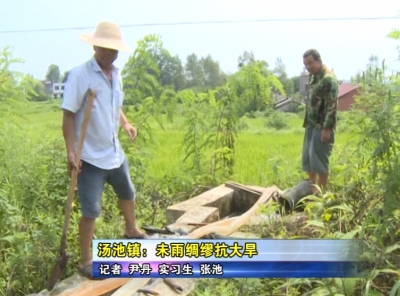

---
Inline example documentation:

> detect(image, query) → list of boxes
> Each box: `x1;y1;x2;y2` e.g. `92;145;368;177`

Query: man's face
303;55;322;75
94;46;118;67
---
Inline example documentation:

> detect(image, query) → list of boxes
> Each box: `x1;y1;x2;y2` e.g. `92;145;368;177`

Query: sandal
77;264;105;281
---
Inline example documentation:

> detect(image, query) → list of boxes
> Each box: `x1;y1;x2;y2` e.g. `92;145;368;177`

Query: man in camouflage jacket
302;49;338;194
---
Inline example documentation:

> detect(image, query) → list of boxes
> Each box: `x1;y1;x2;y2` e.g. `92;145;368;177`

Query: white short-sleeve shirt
61;56;125;170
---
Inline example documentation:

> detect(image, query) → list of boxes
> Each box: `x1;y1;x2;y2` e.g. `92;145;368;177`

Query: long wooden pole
47;90;96;291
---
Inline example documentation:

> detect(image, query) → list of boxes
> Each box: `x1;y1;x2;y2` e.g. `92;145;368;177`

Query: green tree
121;34;163;106
20;75;52;102
45;64;60;83
351;55;380;84
184;53;204;89
273;57;294;96
291;76;300;93
237;50;256;68
121;34;177;146
62;70;70;83
228;58;285;114
0;46;29;112
388;28;400;59
152;50;186;91
200;54;226;89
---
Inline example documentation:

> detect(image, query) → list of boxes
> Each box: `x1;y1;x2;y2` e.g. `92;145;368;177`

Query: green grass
1;100;398;296
135;111;356;189
20;101;356;191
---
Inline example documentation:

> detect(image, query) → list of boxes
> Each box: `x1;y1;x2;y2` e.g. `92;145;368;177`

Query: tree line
26;34;301;105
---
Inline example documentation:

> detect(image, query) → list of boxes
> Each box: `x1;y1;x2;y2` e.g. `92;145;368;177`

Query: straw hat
80;21;133;52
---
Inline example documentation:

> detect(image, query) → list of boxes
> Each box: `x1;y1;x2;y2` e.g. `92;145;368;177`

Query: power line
0;16;398;34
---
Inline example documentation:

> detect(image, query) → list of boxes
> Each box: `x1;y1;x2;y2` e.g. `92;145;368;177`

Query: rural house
52;82;65;99
337;82;361;111
273;97;301;112
41;80;66;99
42;80;53;95
299;70;310;101
272;87;304;113
298;70;361;111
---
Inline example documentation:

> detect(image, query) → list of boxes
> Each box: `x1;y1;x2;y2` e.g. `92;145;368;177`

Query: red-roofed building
298;70;361;111
338;82;361;111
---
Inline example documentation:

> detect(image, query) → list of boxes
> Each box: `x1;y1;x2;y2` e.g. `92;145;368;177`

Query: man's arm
322;77;339;129
63;111;76;155
60;69;85;154
119;109;137;140
119;109;130;128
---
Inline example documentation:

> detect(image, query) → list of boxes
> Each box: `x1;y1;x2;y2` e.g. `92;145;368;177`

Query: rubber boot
278;180;314;214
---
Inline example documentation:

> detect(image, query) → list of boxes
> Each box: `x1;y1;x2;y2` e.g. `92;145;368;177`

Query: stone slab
176;206;220;224
166;184;234;225
167;206;220;235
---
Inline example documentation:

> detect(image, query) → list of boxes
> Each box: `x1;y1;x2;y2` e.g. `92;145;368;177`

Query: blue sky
1;0;399;81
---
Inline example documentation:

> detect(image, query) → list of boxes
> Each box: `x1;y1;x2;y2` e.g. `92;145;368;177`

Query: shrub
266;111;289;130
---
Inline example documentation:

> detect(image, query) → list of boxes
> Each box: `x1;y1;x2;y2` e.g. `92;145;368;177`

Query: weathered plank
110;278;150;296
166;184;234;224
67;278;132;296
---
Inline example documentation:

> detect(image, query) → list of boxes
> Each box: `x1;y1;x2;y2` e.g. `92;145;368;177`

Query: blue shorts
77;157;136;218
302;127;335;174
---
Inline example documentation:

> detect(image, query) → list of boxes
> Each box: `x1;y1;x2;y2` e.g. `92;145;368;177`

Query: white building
52;82;65;99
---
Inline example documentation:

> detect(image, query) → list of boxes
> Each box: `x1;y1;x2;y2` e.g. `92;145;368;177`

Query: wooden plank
66;278;132;296
225;181;263;195
166;184;234;224
110;278;150;296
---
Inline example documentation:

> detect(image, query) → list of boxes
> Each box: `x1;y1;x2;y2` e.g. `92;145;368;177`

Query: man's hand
123;123;137;141
321;128;331;143
67;151;81;177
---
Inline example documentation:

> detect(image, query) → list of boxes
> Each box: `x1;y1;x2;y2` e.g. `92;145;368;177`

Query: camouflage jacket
303;65;339;129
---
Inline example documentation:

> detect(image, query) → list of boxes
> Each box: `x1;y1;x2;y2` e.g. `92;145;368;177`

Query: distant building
273;93;303;113
42;80;53;96
274;97;301;112
41;80;65;99
299;70;310;102
272;93;287;104
338;83;361;111
297;69;361;111
53;82;65;99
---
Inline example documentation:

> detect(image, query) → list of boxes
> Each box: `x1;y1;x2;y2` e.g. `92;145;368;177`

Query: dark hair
303;49;321;61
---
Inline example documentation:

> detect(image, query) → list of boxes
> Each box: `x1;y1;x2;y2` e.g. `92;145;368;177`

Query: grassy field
1;27;400;294
20;99;356;190
1;98;398;296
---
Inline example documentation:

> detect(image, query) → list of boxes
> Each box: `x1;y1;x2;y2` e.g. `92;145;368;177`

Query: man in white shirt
61;21;149;279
